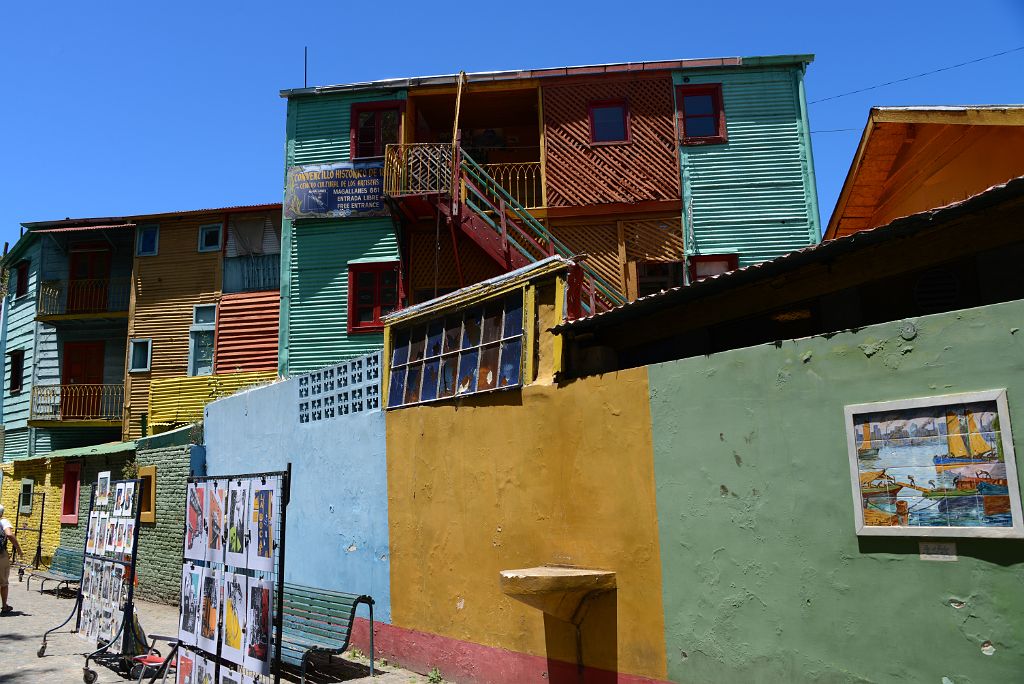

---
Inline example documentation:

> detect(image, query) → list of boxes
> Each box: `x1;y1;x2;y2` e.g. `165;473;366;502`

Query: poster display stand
150;465;290;684
37;475;145;684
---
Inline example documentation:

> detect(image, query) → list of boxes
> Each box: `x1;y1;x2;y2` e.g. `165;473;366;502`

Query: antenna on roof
304;47;308;88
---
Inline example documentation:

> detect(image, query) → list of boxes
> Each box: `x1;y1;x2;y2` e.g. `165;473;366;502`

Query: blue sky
1;1;1021;250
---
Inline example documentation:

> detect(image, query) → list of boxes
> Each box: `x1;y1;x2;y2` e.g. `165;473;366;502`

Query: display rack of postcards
153;466;290;684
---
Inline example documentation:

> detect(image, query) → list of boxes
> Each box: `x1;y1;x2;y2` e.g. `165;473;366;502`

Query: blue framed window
198;223;222;253
136;225;159;256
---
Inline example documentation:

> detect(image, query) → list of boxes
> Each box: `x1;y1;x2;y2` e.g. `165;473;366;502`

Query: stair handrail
459;151;627;308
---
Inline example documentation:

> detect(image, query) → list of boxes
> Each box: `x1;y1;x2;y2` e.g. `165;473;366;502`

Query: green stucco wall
648;299;1024;682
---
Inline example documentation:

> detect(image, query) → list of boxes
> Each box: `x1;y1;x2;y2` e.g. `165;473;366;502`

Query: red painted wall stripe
351;618;672;684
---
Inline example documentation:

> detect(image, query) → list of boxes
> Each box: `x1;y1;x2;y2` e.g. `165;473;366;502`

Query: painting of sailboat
845;390;1023;538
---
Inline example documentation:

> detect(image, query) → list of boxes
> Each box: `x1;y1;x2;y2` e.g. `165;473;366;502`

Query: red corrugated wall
214;290;280;374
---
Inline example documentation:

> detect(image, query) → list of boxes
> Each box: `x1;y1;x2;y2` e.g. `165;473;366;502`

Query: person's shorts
0;551;10;588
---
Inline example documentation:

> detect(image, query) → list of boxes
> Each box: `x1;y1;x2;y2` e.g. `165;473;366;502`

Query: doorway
68;245;111;313
62;341;105;418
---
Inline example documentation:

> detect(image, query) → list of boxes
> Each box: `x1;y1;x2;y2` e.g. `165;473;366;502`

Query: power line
809;45;1024;105
810;128;860;134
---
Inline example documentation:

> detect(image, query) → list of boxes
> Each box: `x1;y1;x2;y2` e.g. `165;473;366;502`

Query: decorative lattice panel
542;77;680;206
623;216;685;262
550;222;623;293
297;351;382;424
408;230;503;302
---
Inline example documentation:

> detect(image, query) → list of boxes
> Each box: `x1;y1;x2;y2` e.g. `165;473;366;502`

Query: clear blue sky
1;1;1022;250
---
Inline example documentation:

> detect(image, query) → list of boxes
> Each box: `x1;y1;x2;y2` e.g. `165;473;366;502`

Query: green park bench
280;582;375;683
26;546;83;594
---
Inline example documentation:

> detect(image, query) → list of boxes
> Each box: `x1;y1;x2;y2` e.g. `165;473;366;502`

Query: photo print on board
115;518;127;555
225;479;249;568
123;481;136;517
96;512;108;555
105;516;117;556
195;654;215;684
86;512;99;554
219;667;241;684
246;479;276;572
114;483;126;516
97;471;111;507
197;566;221;654
243;578;273;674
220;571;247;666
179;565;202;646
184;482;207;561
207;480;226;563
177;647;195;684
124;519;136;558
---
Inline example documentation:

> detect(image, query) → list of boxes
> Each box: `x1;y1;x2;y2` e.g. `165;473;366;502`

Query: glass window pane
456;349;479;394
591;105;626;142
462;308;482;348
388;366;406;407
391;329;409;366
443;315;462;353
380;110;400;146
202;226;220;249
139;228;157;254
478;343;500;391
683;94;714;116
426;320;444;358
438;354;458;398
131;341;149;370
499;338;522;387
408;326;426;361
503;293;523;337
482;301;503;343
420;358;440;402
194;305;216;325
404;363;422;405
381;288;397;306
381;270;397;287
358;307;375;323
685;116;717;138
191;330;214;376
357;290;375;305
358;271;377;287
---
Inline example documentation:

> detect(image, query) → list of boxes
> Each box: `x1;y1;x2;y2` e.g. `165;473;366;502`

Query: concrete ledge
499;565;616;623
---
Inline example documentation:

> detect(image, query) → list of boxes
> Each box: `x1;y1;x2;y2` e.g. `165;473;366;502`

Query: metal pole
272;463;290;684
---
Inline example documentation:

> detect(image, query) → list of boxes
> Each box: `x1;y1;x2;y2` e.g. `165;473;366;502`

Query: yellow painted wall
385;367;667;679
1;457;65;567
871;126;1024;228
148;371;277;425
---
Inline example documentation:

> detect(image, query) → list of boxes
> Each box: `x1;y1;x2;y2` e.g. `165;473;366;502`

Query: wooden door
62;341;105;418
68;247;111;313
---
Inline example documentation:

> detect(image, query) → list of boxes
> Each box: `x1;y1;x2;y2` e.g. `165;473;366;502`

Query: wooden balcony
37;278;131;320
481;162;542;209
223;254;280;293
384;143;455;197
30;384;124;426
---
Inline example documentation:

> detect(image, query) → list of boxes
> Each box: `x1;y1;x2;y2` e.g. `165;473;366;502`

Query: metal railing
223;254;280;293
383;143;454;196
480;162;542;209
37;278;131;317
31;384;124;421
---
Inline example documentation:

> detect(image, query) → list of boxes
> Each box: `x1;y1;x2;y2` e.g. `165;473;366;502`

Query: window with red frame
351;103;401;159
61;461;82;523
588;100;629;144
348;262;401;333
689;254;738;282
677;84;727;145
14;260;29;298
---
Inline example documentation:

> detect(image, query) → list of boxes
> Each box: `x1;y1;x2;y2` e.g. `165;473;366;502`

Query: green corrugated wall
279;88;406;375
674;65;820;267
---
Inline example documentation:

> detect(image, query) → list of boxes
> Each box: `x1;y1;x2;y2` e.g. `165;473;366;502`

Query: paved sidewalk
0;584;425;683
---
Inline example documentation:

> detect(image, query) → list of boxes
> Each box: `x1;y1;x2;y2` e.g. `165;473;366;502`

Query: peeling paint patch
801;351;813;363
858;339;885;357
948;598;965;609
981;641;995;656
346;543;358;553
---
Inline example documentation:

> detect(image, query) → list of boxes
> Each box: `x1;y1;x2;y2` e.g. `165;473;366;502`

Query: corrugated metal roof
555;175;1024;334
280;54;814;98
42;440;137;459
33;223;135;233
21;203;281;230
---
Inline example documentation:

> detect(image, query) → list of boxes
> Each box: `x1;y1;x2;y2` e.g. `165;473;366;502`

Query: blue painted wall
203;372;391;622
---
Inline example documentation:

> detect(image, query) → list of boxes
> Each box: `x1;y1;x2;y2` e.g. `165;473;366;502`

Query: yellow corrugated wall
124;213;224;440
1;458;65;567
148;372;277;425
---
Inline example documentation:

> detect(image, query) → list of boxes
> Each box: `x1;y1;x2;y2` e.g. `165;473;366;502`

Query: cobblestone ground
0;584;425;683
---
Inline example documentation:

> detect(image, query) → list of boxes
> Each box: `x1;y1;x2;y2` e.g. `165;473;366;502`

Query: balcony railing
31;384;124;422
223;254;280;293
37;278;131;317
481;162;542;209
383;143;454;197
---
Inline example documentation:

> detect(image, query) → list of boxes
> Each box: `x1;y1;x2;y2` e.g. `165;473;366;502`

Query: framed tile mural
844;389;1023;538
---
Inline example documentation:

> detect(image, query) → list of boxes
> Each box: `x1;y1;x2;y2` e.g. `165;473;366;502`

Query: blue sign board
284;161;387;219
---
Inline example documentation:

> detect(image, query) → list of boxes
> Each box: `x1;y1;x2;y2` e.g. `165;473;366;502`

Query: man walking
1;503;22;614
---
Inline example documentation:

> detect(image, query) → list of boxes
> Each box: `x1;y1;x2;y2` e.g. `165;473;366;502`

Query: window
588;100;629;144
189;304;216;376
8;349;24;394
198;224;222;253
350;102;401;159
136;225;159;256
348;262;401;333
688;254;738;282
14;260;29;298
129;338;152;373
637;262;684;297
677;84;727;145
388;291;524;408
138;465;156;524
19;478;33;515
60;461;82;524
